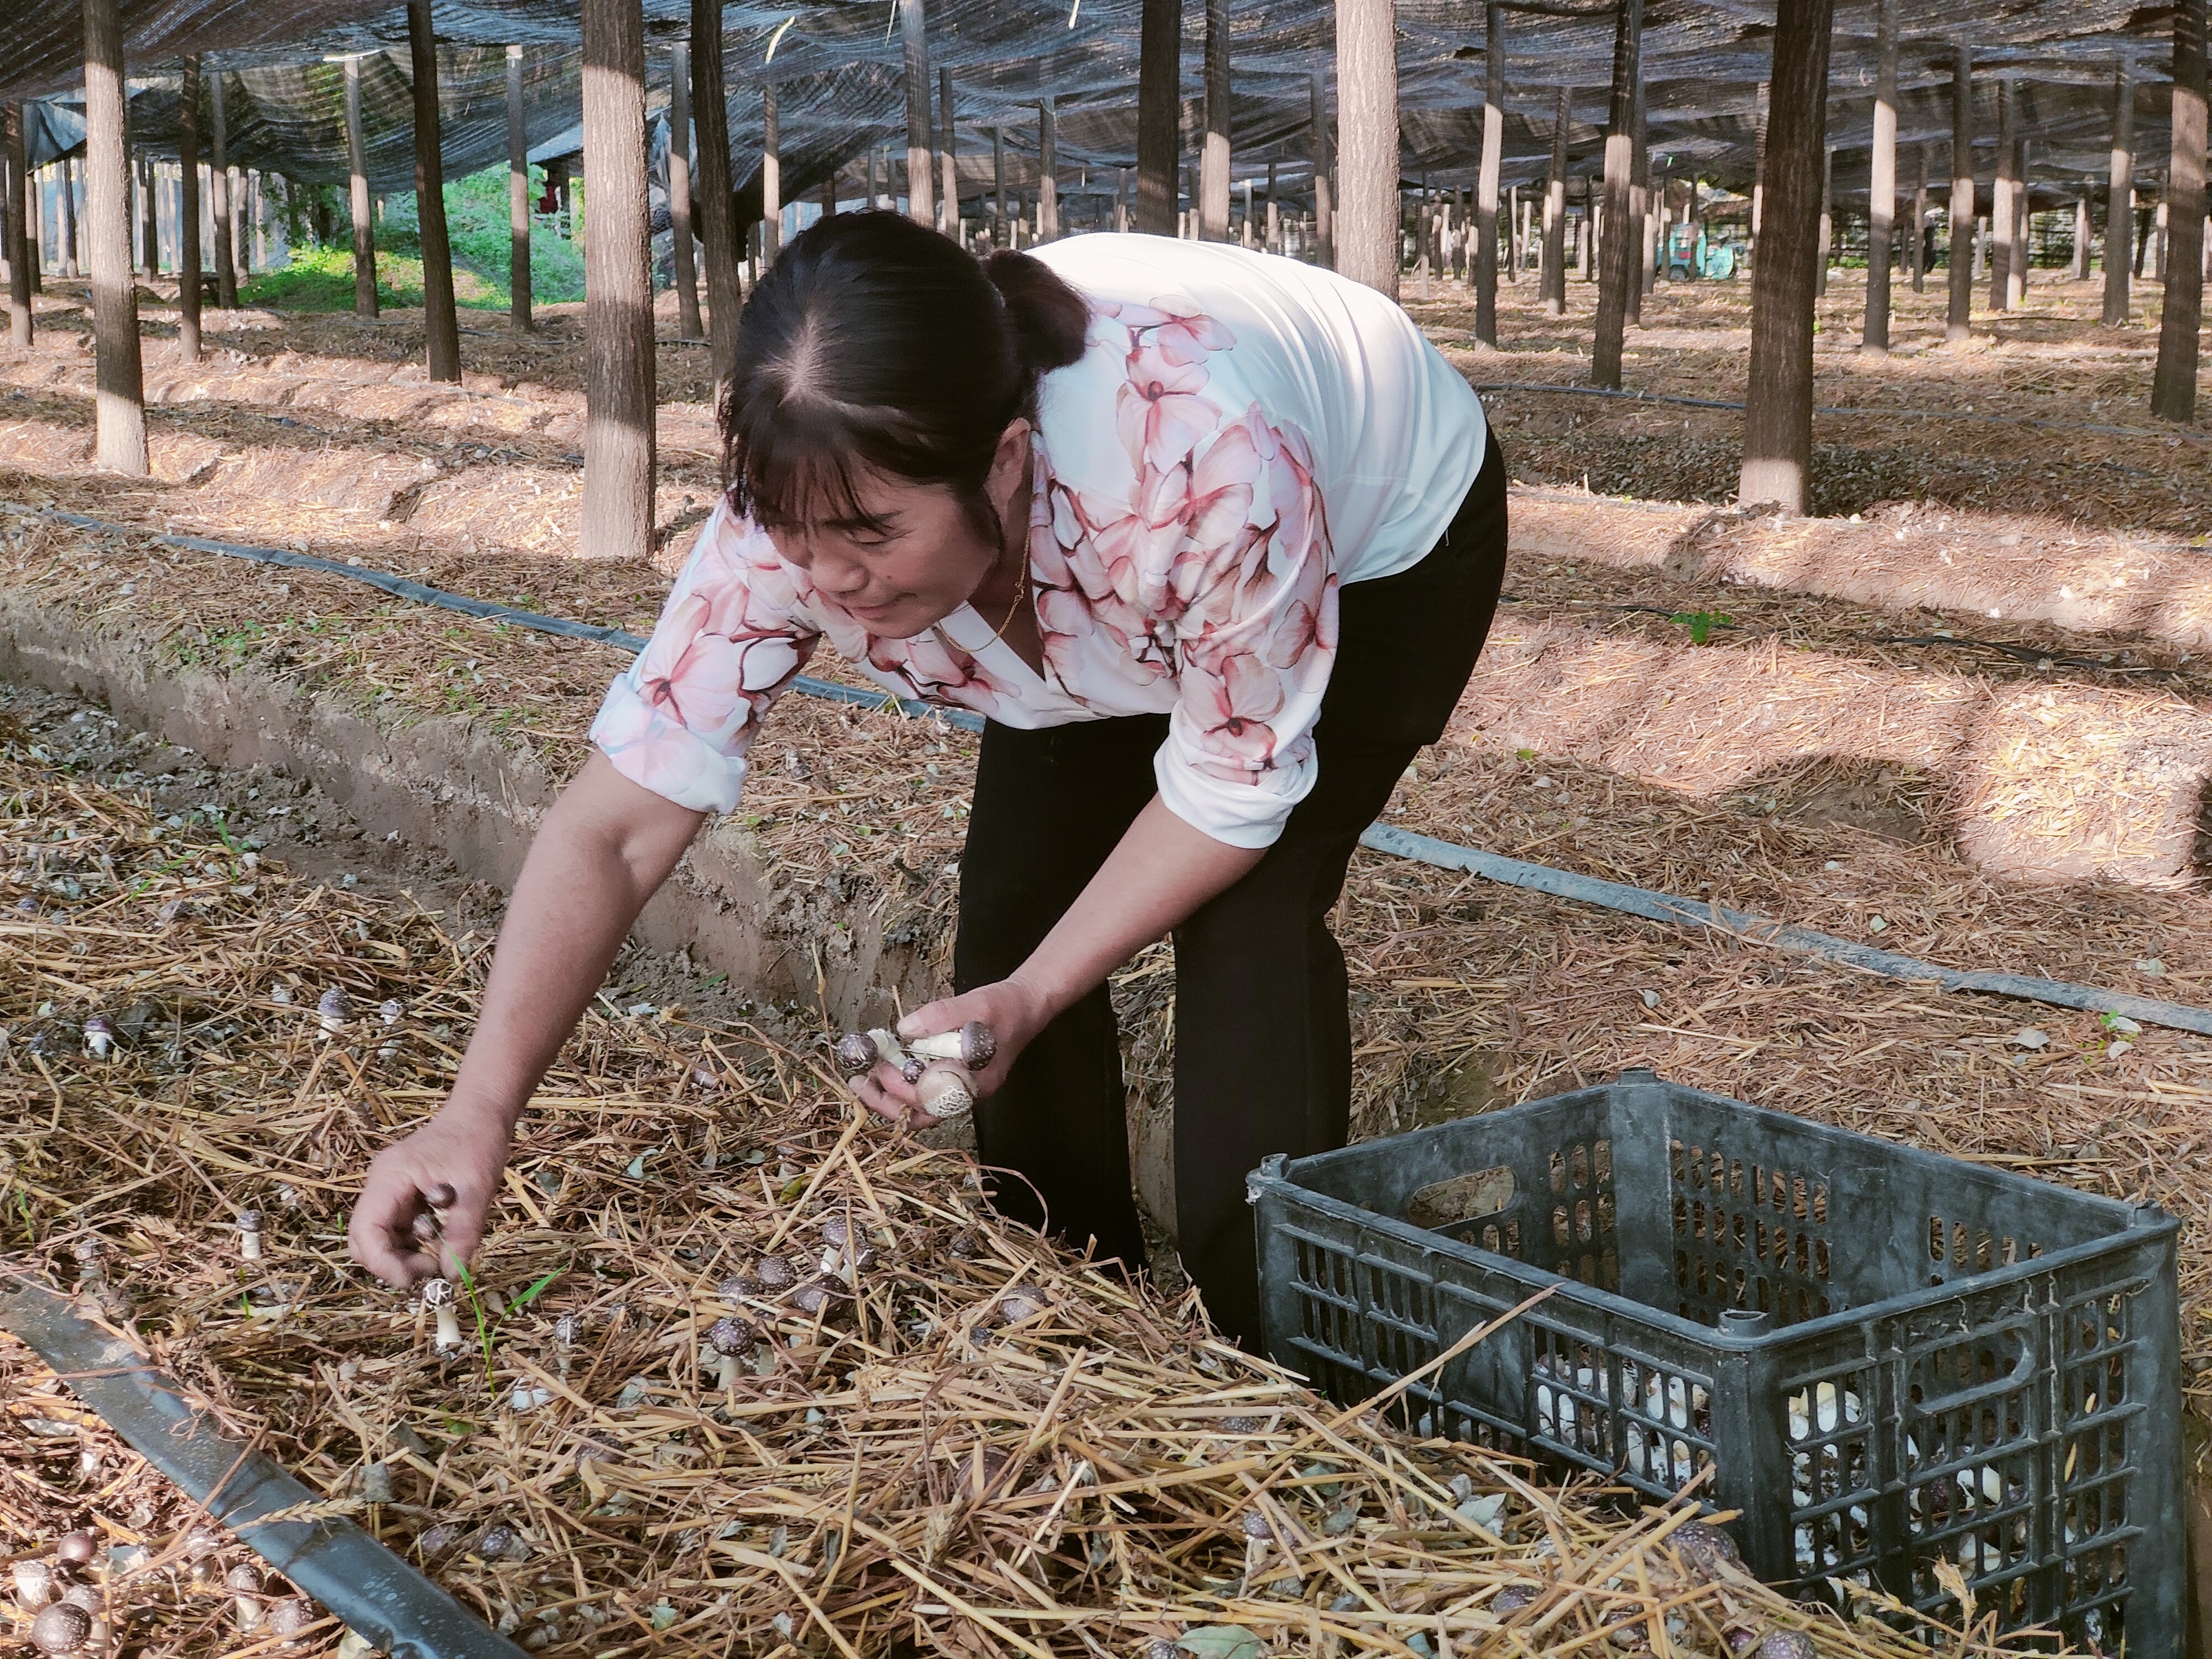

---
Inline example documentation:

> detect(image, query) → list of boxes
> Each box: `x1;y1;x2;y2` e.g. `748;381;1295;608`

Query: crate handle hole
1406;1165;1516;1232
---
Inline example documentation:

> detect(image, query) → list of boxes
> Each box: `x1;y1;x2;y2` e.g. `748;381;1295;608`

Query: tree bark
993;125;1008;244
1629;70;1649;319
2008;137;2029;305
61;158;80;280
689;0;739;379
81;0;149;473
1988;80;2013;310
137;151;158;279
1592;0;1641;387
4;104;31;347
208;71;234;306
939;68;957;233
178;64;201;353
1136;0;1180;234
1542;84;1568;315
1201;0;1230;239
581;0;656;564
2072;195;2091;280
667;41;700;337
1039;97;1060;240
409;0;462;381
761;82;781;257
1862;0;1894;351
1474;2;1503;342
1310;70;1334;267
1335;0;1399;296
1750;79;1768;243
344;56;378;317
1910;142;1926;293
1813;143;1830;300
508;45;534;331
1945;45;1973;341
2152;0;2206;420
2103;62;2135;324
1737;0;1835;513
900;0;933;227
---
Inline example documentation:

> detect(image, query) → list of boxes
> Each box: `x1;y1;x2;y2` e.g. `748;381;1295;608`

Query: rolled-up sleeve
589;505;821;814
1153;408;1339;849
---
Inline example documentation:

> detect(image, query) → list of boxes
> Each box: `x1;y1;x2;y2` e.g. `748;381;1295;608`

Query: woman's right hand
347;1107;513;1287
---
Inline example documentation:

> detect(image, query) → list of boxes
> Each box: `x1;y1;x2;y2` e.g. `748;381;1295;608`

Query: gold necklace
976;545;1030;650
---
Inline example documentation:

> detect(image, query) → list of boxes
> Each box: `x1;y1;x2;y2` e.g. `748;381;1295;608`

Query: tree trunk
178;65;202;353
1813;144;1830;301
344;56;378;317
2009;138;2029;305
1750;80;1768;243
1988;81;2013;310
1592;0;1641;387
81;0;149;473
1543;84;1568;315
993;126;1008;244
761;82;781;257
1946;45;1974;341
1039;97;1060;240
939;69;957;233
60;158;80;280
2072;195;2090;279
899;0;933;227
1863;0;1894;351
1310;70;1334;267
1474;2;1503;342
581;0;656;564
208;71;234;307
1136;0;1180;233
5;104;32;347
1201;0;1230;239
409;0;462;381
689;0;739;379
1910;143;1927;292
2152;0;2206;420
1335;0;1400;296
2104;64;2135;324
137;152;158;279
1737;0;1835;513
509;45;535;331
1629;71;1649;320
660;43;697;336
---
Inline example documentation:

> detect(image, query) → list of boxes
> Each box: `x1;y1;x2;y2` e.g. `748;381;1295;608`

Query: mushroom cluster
834;1021;994;1120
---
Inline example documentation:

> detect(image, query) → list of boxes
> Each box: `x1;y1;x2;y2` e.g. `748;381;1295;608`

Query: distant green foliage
245;164;583;312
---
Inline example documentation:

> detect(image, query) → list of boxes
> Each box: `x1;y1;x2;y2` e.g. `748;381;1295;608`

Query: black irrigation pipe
0;1266;532;1659
1468;380;2212;447
9;499;2211;1036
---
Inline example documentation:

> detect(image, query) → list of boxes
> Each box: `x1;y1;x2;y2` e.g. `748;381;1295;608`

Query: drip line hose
0;1267;532;1659
1464;379;2212;447
7;498;2210;1037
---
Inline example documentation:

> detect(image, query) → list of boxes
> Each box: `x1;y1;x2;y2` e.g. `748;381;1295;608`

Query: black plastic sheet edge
0;1266;532;1659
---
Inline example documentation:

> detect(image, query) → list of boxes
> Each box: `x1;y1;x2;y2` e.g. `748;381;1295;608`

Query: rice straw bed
1;748;2062;1657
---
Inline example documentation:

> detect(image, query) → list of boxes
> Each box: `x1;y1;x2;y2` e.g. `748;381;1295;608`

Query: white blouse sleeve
588;504;822;813
1152;408;1339;849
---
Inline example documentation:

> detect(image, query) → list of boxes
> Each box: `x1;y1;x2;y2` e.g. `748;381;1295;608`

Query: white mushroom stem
715;1352;742;1392
915;1062;977;1121
434;1304;462;1349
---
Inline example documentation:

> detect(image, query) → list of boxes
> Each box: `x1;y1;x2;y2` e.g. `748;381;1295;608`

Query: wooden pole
1813;143;1830;300
176;63;201;355
1543;84;1568;315
409;0;462;382
4;105;30;347
343;56;377;317
899;0;933;227
1945;44;1973;342
1201;0;1230;239
2072;194;2091;280
508;45;534;332
667;41;701;337
689;0;739;380
208;70;234;307
81;0;148;473
1910;142;1926;292
2103;63;2135;324
1039;97;1059;240
1310;70;1334;266
1474;2;1503;342
1335;0;1399;295
2152;0;2206;420
137;151;157;279
1988;80;2013;309
1591;0;1641;387
1750;80;1768;243
2008;137;2029;305
1629;71;1648;320
1863;0;1895;351
760;81;780;257
61;158;80;281
1117;165;1129;232
1136;0;1180;233
939;69;957;233
582;0;655;564
993;126;1007;243
1737;0;1835;513
1265;159;1278;249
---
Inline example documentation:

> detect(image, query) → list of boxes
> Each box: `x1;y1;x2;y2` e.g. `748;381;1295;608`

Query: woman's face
763;421;1031;639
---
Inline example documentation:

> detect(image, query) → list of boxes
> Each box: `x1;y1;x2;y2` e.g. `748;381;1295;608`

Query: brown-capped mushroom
316;988;350;1040
268;1598;316;1650
789;1279;846;1318
13;1558;56;1611
29;1602;91;1655
420;1278;462;1350
905;1020;996;1068
993;1286;1048;1326
71;1239;107;1286
236;1209;264;1262
81;1015;115;1062
225;1563;263;1632
752;1254;796;1292
833;1032;880;1073
914;1062;976;1120
706;1318;749;1394
1491;1584;1537;1615
53;1535;95;1571
1668;1517;1743;1580
1752;1634;1817;1659
552;1313;580;1379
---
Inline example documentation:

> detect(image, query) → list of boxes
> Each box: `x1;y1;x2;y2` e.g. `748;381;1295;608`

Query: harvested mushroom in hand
914;1062;978;1121
905;1020;997;1069
420;1277;462;1350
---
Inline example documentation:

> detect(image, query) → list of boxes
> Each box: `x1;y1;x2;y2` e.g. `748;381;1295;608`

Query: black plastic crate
1248;1070;2184;1657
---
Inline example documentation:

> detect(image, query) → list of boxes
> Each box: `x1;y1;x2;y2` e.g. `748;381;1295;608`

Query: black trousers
954;430;1508;1348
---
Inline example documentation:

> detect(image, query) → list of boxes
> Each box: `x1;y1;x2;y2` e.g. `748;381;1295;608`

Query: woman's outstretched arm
347;754;705;1285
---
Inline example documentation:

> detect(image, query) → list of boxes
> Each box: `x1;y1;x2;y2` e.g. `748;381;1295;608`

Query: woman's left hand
849;975;1055;1128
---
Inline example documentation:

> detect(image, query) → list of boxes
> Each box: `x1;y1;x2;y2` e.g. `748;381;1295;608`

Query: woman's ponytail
983;249;1091;383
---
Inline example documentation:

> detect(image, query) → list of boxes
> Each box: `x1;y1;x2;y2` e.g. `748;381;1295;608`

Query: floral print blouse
592;234;1486;849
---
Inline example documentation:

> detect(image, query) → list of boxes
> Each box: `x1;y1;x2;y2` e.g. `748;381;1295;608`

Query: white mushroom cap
12;1558;55;1609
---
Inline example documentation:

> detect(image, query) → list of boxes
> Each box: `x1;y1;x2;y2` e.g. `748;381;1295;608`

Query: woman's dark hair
721;210;1091;534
